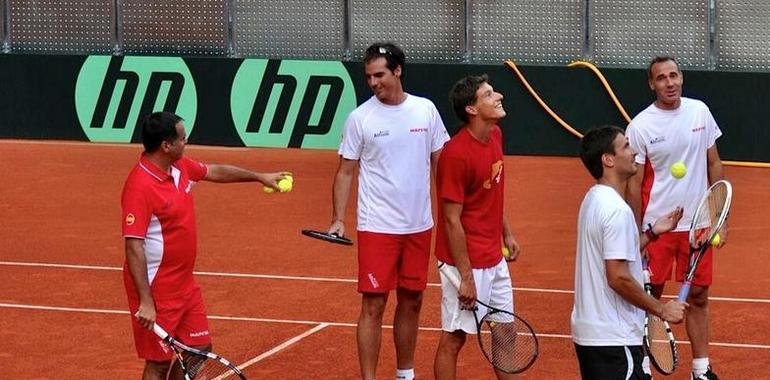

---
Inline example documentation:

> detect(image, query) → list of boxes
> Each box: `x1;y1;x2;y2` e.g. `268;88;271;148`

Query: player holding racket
626;56;725;380
328;43;449;380
573;126;688;380
433;74;521;379
122;112;287;379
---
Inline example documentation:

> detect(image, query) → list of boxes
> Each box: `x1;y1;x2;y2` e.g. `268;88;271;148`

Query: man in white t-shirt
328;42;449;380
626;56;725;380
572;126;687;380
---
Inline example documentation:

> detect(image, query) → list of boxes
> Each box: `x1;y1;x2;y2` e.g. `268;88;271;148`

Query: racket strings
184;356;242;380
646;315;677;373
693;182;729;247
478;311;537;373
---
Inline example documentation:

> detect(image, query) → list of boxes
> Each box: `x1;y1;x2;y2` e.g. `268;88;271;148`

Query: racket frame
678;180;732;301
641;263;679;375
437;261;538;374
152;324;247;380
301;229;353;245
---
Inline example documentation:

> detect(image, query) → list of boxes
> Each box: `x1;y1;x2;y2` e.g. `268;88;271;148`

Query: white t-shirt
626;97;722;231
339;94;449;234
571;184;645;346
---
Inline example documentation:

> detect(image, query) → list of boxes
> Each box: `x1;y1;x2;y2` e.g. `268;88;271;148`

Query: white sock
396;368;414;380
692;357;710;376
642;355;652;375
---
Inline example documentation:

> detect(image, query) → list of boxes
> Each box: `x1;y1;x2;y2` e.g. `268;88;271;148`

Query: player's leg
359;293;389;380
170;286;214;380
677;240;717;379
142;360;171;380
485;260;516;380
357;231;401;380
394;229;432;379
434;330;467;380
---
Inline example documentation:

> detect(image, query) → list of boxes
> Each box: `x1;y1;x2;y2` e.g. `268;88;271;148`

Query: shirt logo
692;126;705;132
368;273;380;288
649;136;666;145
374;130;390;138
410;128;428;133
483;160;504;189
125;213;135;226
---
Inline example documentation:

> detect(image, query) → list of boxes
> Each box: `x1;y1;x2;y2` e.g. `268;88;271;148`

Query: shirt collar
138;154;171;182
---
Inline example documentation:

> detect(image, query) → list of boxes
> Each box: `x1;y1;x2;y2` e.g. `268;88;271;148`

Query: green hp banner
75;56;197;143
231;59;356;149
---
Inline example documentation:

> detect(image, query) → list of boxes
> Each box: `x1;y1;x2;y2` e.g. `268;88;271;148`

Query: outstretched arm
204;164;287;190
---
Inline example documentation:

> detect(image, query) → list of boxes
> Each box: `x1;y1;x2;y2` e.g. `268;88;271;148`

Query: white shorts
440;259;514;334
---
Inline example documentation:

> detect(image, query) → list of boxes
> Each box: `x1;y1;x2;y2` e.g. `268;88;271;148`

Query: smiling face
364;57;403;105
468;82;506;122
648;59;683;110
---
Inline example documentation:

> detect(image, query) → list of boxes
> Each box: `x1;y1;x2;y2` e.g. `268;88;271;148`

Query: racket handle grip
677;282;692;302
437;261;462;289
152;323;170;339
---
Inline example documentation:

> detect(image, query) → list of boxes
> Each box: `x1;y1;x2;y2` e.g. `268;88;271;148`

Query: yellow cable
568;60;632;123
503;60;583;138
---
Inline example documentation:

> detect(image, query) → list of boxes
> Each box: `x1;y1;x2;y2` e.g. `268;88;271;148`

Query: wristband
645;223;659;241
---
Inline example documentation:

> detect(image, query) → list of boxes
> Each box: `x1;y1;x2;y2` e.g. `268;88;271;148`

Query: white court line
3;260;770;304
237;323;328;371
1;302;769;351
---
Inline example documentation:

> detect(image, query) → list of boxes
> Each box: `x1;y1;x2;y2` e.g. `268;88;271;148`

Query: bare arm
430;148;442;178
627;168;644;227
125;238;155;330
443;201;477;309
706;145;724;185
204;164;286;188
502;216;520;261
605;260;687;323
328;157;358;236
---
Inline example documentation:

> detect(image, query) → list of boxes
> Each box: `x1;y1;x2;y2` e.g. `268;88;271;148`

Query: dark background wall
0;54;767;163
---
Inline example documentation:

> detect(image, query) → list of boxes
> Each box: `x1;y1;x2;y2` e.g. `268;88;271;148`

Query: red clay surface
1;140;769;379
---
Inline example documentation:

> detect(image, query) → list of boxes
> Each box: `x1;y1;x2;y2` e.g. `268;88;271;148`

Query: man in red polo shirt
122;111;287;379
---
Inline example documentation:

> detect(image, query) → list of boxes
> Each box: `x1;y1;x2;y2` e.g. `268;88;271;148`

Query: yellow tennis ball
670;161;687;179
711;233;721;247
502;246;510;259
278;176;293;192
262;185;275;193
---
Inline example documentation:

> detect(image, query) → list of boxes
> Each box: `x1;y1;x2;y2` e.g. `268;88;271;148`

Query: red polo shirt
121;155;208;301
435;126;505;269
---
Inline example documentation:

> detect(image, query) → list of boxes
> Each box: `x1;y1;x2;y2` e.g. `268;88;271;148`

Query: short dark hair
579;125;625;180
647;56;679;79
448;74;489;123
141;111;183;153
364;42;406;80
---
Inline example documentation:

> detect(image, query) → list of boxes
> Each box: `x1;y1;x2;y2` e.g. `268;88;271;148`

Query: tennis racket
152;323;247;380
677;180;732;302
642;259;678;375
301;229;353;245
437;261;538;374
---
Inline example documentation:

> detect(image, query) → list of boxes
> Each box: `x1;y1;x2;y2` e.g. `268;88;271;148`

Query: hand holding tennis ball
502;246;510;259
670;161;687;179
263;174;293;193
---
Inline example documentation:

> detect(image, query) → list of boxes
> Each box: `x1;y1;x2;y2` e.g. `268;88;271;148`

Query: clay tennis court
1;140;768;379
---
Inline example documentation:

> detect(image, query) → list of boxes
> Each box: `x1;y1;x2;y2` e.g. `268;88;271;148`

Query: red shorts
128;285;211;361
357;229;432;293
647;231;713;287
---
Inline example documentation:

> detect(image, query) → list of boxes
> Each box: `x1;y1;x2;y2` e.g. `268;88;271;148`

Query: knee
144;360;171;377
437;331;466;354
688;287;709;308
360;295;387;319
397;289;424;311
